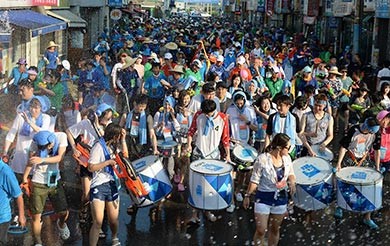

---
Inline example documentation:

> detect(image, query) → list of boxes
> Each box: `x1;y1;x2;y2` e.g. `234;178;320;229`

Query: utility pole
353;0;363;54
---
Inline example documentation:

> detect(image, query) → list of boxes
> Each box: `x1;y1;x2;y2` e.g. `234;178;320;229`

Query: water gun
350;104;365;111
112;152;149;198
341;88;351;97
72;143;90;168
20;180;32;197
326;84;335;96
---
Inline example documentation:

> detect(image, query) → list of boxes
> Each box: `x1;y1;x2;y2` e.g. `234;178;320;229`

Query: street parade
0;0;390;245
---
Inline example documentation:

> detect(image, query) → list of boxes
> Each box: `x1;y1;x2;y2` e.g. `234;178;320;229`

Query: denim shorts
90;181;119;202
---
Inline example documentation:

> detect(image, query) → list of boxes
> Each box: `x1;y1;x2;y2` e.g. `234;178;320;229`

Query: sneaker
334;207;343;219
235;193;243;202
99;229;106;239
206;212;217;222
363;219;379;230
112;237;121;246
226;204;236;213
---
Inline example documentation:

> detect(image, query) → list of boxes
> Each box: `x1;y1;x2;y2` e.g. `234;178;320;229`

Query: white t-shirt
187;94;221;114
31;132;68;184
63;110;81;128
377;67;390;91
6;113;51;174
68;119;99;148
226;105;256;143
89;142;116;188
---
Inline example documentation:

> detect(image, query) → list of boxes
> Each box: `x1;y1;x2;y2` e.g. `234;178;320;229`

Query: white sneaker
226;204;236;213
206;212;217;222
235;193;243;202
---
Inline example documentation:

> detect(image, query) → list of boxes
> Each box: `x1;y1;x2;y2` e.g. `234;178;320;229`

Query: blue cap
164;96;176;109
96;103;118;117
33;130;56;146
35;95;51;113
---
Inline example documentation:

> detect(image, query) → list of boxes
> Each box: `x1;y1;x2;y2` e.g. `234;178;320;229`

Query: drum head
311;145;334;161
133;155;158;172
233;144;258;163
293;157;333;185
190;160;232;175
157;140;178;148
336;166;383;185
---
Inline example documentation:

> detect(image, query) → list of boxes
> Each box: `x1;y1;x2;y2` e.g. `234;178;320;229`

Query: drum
311;145;334;161
131;155;172;207
336;167;382;212
157;140;178;158
188;160;233;210
231;144;258;171
292;157;334;211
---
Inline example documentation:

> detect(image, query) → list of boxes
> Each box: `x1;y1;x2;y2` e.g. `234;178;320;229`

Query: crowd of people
1;15;390;246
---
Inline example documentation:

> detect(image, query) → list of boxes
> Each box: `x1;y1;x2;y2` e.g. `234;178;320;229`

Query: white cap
192;59;202;68
62;60;70;70
217;55;224;62
237;56;245;65
234;42;241;47
164;52;173;60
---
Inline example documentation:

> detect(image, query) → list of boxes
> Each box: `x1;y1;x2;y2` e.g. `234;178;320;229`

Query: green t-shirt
48;82;64;111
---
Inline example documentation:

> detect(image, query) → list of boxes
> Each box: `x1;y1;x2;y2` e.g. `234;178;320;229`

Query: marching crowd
1;15;390;246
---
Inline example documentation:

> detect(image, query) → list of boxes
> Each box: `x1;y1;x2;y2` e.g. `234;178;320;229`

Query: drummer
299;93;334;157
123;94;159;215
265;95;300;159
243;133;296;246
298;93;334;226
226;91;257;212
186;99;231;224
374;110;390;216
334;117;380;229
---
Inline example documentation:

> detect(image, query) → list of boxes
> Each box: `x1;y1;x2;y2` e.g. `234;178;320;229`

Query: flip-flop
8;225;28;234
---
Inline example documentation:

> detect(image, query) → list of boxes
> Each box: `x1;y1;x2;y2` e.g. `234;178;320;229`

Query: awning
0;10;66;38
47;10;87;28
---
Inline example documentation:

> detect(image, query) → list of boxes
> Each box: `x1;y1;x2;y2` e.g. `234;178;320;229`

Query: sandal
178;183;185;192
112;237;121;246
57;220;70;240
99;229;106;239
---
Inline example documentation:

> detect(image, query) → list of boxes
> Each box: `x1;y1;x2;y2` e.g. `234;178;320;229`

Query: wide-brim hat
47;41;59;49
328;66;342;76
122;57;137;70
165;42;178;50
126;40;134;48
142;38;153;44
169;65;185;74
17;58;27;65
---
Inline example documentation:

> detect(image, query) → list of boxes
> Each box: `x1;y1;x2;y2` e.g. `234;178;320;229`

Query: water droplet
296;231;303;238
228;221;233;226
234;235;238;239
239;216;243;220
185;233;191;239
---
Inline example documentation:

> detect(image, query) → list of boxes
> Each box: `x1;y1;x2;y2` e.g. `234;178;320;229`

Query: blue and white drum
311;145;334;162
131;155;173;207
157;140;178;158
336;167;383;212
231;144;258;171
188;160;233;210
293;157;334;211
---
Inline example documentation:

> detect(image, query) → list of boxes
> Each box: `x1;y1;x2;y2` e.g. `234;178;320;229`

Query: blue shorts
90;181;119;202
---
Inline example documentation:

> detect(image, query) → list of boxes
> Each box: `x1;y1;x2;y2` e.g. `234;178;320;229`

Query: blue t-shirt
10;67;28;86
44;50;59;70
0;161;22;223
144;73;166;99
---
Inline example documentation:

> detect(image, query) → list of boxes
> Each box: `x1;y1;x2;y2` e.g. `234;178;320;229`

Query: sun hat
328;66;342;76
122;57;137;70
47;41;59;49
169;65;185;74
377;110;390;121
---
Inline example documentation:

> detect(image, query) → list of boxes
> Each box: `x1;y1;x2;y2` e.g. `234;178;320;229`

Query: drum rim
232;144;258;162
133;155;161;172
335;166;383;185
157;140;178;148
311;145;334;160
293;156;333;185
190;159;233;175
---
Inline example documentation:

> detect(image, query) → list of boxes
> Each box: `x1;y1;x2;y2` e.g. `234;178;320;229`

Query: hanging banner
108;0;122;8
257;0;265;12
266;0;275;15
376;0;390;19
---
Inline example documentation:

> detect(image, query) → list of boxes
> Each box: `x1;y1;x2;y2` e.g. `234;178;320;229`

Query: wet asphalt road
1;93;390;246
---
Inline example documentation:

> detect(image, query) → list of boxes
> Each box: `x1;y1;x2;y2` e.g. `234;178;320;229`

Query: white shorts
254;202;287;215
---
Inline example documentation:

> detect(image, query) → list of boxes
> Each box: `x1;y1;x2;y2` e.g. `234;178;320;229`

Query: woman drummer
299;93;334;157
298;93;334;226
243;133;296;246
334;117;380;229
226;91;258;212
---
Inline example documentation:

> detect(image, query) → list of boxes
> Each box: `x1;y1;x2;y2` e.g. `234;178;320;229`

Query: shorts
30;181;68;215
254;202;287;215
90;181;119;202
80;165;92;178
